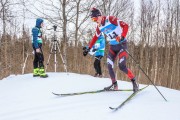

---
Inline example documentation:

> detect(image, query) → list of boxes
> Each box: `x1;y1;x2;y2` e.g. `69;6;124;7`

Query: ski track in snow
0;72;180;120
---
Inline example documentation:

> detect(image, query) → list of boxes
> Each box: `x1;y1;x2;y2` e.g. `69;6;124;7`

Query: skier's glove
83;47;90;56
92;48;97;52
115;36;124;42
83;46;87;50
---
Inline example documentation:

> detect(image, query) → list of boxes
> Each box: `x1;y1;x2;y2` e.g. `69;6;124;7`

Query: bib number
108;32;118;39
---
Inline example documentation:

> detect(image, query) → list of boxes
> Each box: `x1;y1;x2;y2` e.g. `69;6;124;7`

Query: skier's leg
94;56;102;77
94;58;99;77
33;52;39;68
38;46;44;68
33;48;40;77
118;42;134;79
107;47;117;84
104;47;118;90
118;44;138;92
97;56;103;76
38;46;48;78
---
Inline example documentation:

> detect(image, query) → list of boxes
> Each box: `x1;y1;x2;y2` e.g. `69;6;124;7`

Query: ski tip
52;92;60;96
109;107;118;111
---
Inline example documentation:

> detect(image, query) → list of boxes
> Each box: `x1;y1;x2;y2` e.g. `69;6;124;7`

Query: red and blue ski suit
88;16;135;83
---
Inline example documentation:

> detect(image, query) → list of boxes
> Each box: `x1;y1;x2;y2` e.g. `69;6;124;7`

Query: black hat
90;7;102;18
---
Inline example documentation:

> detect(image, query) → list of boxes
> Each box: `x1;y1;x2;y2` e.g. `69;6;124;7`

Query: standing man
91;34;105;77
83;8;138;92
32;18;48;78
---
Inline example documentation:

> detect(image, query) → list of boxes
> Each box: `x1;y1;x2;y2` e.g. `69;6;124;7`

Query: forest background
0;0;180;90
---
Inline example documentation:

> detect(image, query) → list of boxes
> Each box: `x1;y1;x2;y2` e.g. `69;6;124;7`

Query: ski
109;85;149;111
52;88;135;97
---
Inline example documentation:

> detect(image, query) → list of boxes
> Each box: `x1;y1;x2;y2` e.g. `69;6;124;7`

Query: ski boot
98;74;103;78
39;68;48;78
33;68;40;77
94;73;98;77
131;78;139;92
104;81;118;91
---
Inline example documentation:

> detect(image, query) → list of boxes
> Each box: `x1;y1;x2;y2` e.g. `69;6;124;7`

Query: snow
0;72;180;120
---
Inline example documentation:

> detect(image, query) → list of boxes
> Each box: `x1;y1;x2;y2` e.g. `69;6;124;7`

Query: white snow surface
0;72;180;120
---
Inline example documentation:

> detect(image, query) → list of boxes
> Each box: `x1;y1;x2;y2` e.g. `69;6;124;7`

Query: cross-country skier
88;34;105;77
32;18;48;78
83;8;139;92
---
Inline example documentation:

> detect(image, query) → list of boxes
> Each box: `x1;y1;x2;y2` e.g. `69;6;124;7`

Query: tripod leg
45;42;54;71
57;41;68;74
54;41;57;72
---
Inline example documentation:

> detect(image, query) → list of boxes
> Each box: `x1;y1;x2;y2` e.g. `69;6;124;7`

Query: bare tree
0;0;10;34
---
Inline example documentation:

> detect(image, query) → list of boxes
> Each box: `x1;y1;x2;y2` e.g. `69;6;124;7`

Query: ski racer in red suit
83;8;139;92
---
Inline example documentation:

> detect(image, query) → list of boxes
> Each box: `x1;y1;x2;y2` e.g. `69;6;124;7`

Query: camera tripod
45;25;68;73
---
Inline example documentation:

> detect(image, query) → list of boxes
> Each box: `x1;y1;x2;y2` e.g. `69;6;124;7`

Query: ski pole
120;44;167;101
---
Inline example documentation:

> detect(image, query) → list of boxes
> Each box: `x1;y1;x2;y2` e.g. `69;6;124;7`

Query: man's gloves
83;46;90;56
115;36;124;42
92;48;97;52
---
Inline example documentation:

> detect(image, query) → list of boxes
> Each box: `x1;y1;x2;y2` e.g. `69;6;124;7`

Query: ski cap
90;7;102;18
36;18;44;28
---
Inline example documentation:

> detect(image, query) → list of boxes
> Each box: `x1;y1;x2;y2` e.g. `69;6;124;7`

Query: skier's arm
89;27;101;49
119;21;128;38
32;28;39;49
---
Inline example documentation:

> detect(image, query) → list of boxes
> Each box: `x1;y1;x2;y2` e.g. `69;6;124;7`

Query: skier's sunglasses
91;17;98;22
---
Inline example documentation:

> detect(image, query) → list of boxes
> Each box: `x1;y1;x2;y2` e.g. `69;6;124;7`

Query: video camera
53;25;57;31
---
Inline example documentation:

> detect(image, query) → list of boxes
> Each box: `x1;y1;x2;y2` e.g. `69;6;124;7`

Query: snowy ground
0;72;180;120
